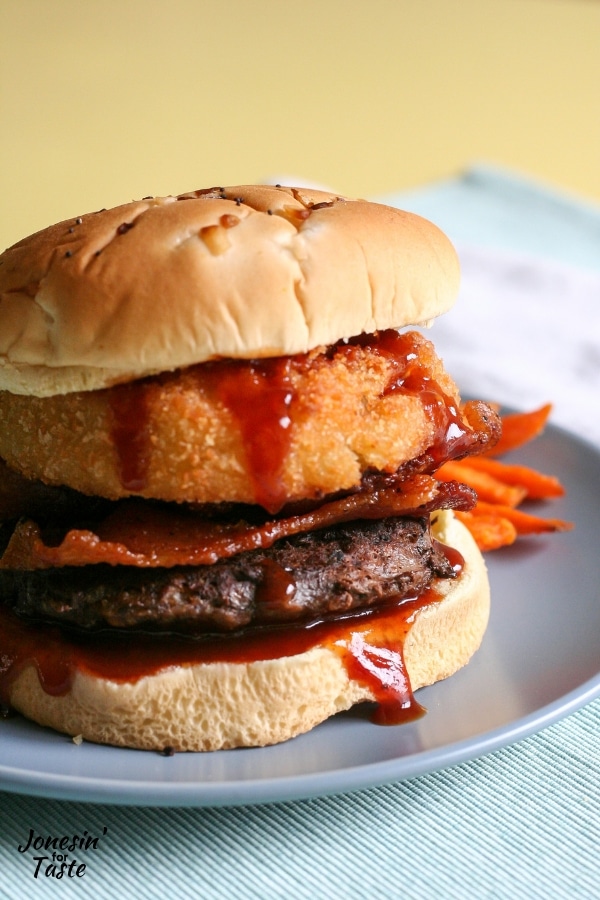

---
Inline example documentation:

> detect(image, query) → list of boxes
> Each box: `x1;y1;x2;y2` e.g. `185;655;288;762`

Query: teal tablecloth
1;165;599;899
379;162;600;273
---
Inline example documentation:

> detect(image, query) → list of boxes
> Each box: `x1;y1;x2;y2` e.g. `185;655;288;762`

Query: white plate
1;422;599;807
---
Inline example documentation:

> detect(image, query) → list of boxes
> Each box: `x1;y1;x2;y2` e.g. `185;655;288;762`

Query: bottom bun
8;512;490;752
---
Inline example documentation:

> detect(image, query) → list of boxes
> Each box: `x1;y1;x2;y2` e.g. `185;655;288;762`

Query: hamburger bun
0;185;498;753
0;185;459;396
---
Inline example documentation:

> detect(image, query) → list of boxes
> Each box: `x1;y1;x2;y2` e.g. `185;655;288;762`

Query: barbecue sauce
210;358;294;514
109;382;152;492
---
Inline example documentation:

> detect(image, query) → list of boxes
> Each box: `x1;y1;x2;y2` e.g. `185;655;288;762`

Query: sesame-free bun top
0;185;460;396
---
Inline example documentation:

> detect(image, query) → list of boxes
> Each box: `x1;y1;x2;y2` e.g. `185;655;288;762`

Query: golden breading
0;332;459;509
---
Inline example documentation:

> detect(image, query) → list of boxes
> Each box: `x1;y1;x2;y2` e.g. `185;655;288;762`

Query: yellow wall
2;0;599;249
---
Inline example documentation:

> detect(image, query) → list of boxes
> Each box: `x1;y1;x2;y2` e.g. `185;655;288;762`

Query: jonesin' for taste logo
18;826;108;879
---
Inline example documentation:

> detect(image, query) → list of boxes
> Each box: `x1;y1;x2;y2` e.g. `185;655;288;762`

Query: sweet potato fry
470;501;573;536
436;459;527;506
460;457;565;500
450;403;572;551
437;461;527;507
482;403;553;457
455;510;517;551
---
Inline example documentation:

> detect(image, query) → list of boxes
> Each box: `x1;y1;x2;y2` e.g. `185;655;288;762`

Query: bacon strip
0;475;475;570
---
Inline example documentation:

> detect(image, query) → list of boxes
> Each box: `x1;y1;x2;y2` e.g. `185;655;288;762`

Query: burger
0;185;500;752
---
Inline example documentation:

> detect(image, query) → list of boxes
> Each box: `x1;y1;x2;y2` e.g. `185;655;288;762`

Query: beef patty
0;516;455;633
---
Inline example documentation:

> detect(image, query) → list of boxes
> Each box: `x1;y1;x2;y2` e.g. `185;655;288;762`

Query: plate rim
1;669;599;808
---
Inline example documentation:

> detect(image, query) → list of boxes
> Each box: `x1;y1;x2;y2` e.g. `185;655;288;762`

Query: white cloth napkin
425;242;600;448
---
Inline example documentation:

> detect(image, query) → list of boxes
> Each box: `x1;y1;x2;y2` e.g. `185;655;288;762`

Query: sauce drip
339;623;424;725
433;537;464;575
209;358;295;514
346;330;473;466
0;541;462;726
106;354;297;514
255;559;297;617
109;383;152;492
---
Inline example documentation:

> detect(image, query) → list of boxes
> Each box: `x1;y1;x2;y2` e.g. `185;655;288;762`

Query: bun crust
0;185;460;396
7;514;490;751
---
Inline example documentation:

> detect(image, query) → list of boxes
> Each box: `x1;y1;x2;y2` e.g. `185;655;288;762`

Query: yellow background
2;0;599;249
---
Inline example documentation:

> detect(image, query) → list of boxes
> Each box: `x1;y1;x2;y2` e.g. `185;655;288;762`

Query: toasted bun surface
7;513;489;751
0;185;460;396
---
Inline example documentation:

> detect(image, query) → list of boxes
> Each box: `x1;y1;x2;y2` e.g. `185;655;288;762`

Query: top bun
0;185;460;396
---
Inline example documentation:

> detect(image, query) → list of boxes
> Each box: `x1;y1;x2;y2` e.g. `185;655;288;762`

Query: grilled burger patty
0;516;454;633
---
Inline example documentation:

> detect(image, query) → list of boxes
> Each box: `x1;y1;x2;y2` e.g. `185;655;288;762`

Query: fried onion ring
0;331;460;509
